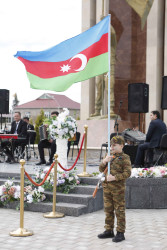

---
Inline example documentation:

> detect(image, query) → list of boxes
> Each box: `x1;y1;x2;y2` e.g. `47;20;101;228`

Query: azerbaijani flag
14;15;110;92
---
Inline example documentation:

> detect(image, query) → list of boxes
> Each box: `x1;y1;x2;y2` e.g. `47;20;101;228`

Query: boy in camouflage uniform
98;136;131;242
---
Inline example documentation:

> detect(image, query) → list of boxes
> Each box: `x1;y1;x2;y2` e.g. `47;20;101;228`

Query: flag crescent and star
14;15;110;92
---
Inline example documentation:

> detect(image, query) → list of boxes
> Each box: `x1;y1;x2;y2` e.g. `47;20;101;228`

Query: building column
163;0;167;124
80;0;96;120
146;0;165;129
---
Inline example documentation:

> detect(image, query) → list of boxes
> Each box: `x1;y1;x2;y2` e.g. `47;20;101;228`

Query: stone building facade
80;0;167;133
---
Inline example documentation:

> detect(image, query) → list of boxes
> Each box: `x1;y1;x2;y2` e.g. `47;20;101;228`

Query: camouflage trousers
103;184;126;233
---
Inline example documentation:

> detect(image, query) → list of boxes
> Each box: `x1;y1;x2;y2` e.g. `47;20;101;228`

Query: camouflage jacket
99;152;131;189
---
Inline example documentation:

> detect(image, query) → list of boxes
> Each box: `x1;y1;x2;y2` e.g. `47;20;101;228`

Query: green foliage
29;117;33;125
34;109;45;144
92;172;100;176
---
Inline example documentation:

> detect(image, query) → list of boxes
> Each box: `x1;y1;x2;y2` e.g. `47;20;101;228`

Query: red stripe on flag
18;33;108;78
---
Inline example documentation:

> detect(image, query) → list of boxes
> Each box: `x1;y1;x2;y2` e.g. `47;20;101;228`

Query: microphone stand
114;101;123;135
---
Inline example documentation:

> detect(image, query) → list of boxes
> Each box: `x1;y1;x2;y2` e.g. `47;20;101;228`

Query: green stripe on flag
27;53;109;92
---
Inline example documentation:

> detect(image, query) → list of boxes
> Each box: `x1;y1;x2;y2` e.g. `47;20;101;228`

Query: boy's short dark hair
151;110;160;119
51;111;59;116
111;135;125;146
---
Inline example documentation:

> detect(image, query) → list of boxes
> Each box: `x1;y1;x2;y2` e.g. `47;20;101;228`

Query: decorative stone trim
126;178;167;209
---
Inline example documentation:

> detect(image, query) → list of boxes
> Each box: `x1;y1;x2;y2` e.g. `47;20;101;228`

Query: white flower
48;108;77;139
0;186;3;196
58;123;61;129
47;176;50;181
5;180;13;186
44;167;50;173
38;186;44;193
69;131;74;137
27;194;33;203
53;120;58;126
41;173;45;179
67;121;72;126
69;177;74;181
63;128;68;133
14;191;20;199
131;168;142;178
153;168;162;177
15;185;20;192
63;108;69;116
71;122;75;128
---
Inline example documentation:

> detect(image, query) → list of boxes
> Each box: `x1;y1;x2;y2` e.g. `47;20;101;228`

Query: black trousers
1;138;27;159
134;142;154;166
38;140;56;162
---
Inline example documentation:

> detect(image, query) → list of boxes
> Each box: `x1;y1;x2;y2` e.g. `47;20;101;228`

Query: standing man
36;111;59;166
134;110;166;167
98;136;131;242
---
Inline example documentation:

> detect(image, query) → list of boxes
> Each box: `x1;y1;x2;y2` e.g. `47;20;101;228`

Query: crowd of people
0;111;73;164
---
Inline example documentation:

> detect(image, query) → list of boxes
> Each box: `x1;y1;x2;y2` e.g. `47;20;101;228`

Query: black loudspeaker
128;83;149;113
0;89;9;114
161;76;167;109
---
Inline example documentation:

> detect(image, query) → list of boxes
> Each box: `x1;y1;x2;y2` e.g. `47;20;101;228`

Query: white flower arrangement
0;179;46;206
32;166;80;194
48;108;77;139
131;166;167;178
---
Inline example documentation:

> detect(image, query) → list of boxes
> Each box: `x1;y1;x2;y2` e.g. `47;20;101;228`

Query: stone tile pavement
0;157;167;249
0;208;167;250
0;157;101;175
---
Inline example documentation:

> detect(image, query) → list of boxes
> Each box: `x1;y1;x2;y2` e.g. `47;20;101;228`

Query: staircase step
0;172;104;216
80;177;99;185
69;185;97;195
0;172;20;179
45;188;103;213
45;191;92;205
7;201;87;217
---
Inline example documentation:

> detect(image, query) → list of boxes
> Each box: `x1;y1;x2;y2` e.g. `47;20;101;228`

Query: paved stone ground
0;155;100;175
0;155;167;249
0;208;167;250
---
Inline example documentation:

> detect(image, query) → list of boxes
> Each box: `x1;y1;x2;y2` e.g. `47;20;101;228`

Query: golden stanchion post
78;125;93;177
44;154;64;218
10;159;33;237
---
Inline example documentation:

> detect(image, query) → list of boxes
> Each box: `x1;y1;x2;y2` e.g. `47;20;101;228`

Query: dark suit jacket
11;119;28;138
146;119;166;148
27;124;34;130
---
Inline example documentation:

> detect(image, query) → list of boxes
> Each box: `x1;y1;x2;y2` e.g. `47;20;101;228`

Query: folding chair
154;133;167;166
13;138;28;162
68;132;81;160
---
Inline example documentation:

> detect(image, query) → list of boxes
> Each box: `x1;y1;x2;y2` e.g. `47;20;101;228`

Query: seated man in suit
134;110;166;168
23;117;34;130
1;111;28;163
36;111;59;166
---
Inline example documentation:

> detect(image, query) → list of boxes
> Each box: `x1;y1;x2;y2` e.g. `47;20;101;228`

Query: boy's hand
102;155;113;165
107;174;116;182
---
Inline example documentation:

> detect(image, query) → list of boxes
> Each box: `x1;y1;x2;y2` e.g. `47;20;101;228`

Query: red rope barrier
25;162;55;186
58;133;85;171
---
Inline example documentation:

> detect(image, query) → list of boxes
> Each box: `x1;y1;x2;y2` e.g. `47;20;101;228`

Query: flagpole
108;14;111;176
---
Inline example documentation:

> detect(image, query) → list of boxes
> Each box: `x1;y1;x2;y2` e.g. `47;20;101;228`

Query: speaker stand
138;112;140;131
